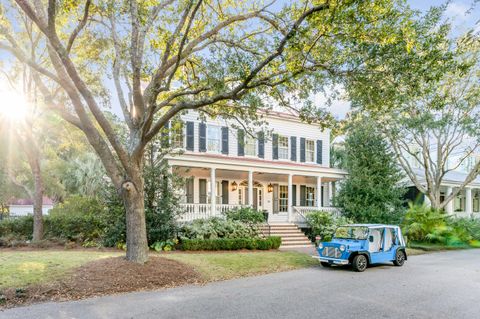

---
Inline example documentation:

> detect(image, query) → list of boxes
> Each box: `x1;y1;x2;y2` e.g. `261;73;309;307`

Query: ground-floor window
279;185;288;212
305;186;315;207
474;192;480;212
454;193;465;212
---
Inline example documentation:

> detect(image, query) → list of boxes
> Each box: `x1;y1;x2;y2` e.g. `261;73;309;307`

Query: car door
369;227;396;264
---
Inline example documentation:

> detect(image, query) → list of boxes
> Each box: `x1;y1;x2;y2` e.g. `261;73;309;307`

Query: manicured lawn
408;242;473;251
0;250;317;291
163;251;318;281
0;250;120;289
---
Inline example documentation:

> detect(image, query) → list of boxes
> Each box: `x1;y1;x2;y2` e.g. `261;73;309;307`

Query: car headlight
318;243;323;249
339;245;346;252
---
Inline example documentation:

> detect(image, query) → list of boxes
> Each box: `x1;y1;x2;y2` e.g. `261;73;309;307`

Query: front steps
260;223;313;248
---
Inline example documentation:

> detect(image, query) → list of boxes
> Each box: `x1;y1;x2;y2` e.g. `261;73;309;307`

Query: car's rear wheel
320;262;331;268
352;255;368;272
393;250;406;266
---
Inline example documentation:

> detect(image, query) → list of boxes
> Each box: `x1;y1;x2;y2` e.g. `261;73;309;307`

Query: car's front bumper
318;257;349;265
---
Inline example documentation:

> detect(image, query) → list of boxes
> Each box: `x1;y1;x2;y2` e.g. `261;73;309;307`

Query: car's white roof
342;224;400;229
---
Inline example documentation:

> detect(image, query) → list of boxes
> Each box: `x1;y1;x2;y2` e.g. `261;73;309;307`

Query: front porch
170;161;346;225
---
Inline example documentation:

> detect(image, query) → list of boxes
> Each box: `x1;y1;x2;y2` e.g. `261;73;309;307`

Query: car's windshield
334;226;369;240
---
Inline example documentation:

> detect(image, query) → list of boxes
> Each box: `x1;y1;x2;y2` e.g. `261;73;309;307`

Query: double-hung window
171;121;184;149
278;135;289;160
207;126;221;152
279;185;288;212
245;135;257;156
306;186;315;207
305;139;315;162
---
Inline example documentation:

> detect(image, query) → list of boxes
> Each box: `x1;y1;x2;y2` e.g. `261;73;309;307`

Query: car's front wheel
352;255;368;272
320;262;331;268
393;250;406;266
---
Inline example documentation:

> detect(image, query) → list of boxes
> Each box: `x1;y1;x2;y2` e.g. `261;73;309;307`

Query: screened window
305;139;315;162
279;185;288;212
207;126;221;152
245;135;257;156
171;121;184;149
306;186;315;207
278;136;289;160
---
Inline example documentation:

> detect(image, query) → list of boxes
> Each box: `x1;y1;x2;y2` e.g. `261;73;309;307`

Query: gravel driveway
1;249;479;319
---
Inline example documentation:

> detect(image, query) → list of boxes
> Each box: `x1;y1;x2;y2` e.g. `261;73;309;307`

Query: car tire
393;250;406;266
352;254;368;272
320;262;331;268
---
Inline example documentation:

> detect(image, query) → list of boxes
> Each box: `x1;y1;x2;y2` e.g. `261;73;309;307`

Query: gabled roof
406;168;480;187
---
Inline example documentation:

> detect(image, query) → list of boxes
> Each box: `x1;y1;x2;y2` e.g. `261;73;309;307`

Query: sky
325;0;480;119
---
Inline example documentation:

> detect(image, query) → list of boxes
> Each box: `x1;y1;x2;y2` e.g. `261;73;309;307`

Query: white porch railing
292;206;342;225
178;203;244;221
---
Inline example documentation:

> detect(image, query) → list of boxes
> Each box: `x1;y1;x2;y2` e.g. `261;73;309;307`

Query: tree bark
31;157;44;242
121;169;149;263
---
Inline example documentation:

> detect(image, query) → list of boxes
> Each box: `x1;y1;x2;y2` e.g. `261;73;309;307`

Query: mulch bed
1;256;202;309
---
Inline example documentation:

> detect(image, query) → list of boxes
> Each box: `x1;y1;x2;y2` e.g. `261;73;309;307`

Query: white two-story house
165;110;347;226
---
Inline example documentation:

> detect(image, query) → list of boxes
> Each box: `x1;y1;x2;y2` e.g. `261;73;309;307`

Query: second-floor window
245;135;257;156
278;135;289;160
207;126;221;152
306;139;315;162
171;121;184;149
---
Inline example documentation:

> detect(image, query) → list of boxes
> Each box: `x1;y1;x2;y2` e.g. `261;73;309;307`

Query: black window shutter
316;140;323;164
300;137;306;163
221;127;229;155
199;179;207;204
300;185;306;206
292;185;297;206
161;121;170;148
186;121;194;151
258;132;265;158
186;178;194;203
237;129;245;156
199;123;206;152
290;136;297;161
221;180;229;204
272;134;279;160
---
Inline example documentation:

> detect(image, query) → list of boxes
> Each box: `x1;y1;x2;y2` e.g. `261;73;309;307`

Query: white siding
179;110;331;167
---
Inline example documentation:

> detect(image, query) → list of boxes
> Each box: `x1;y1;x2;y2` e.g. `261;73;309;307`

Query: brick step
268;226;300;230
269;230;304;234
270;234;308;239
281;241;313;246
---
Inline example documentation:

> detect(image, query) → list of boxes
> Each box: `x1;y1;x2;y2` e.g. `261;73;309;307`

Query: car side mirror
368;235;374;243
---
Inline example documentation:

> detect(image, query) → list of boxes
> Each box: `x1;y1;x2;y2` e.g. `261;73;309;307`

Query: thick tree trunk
31;157;44;242
121;170;149;263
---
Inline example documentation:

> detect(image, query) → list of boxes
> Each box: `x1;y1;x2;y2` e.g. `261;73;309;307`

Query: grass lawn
408;242;473;251
0;250;121;290
163;251;318;281
0;250;316;290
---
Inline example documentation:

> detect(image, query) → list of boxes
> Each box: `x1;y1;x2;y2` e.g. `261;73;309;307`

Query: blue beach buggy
316;224;407;272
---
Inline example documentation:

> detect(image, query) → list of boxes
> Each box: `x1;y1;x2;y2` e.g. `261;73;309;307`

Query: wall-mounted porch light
267;183;273;193
231;181;238;191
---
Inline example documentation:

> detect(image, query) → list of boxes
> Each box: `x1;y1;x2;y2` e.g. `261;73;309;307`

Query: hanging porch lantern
231;181;238;191
267;183;273;193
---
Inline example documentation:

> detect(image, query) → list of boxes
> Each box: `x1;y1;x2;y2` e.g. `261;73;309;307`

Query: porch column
248;170;254;207
287;174;293;222
316;176;322;209
466;187;472;214
210;168;216;215
328;182;333;207
446;186;453;214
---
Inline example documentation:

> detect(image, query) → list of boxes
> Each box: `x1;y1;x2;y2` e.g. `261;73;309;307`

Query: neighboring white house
7;197;54;217
165;110;347;226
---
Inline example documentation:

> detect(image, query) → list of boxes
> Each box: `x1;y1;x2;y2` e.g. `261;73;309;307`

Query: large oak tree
0;0;417;262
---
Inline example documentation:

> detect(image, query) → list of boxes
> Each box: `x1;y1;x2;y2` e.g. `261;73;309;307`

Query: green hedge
181;236;282;251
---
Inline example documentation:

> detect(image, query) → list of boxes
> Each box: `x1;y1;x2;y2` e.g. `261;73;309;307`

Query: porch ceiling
173;167;339;183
